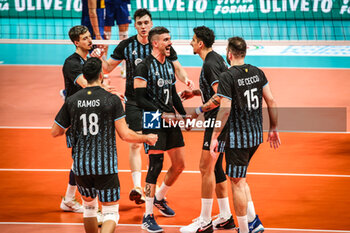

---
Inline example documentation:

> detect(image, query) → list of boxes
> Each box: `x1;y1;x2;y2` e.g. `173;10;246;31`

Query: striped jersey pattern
55;86;125;176
134;55;177;113
217;64;268;149
111;35;177;103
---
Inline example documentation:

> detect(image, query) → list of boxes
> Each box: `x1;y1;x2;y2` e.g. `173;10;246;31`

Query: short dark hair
148;26;170;44
134;8;152;21
193;26;215;48
227;36;247;58
82;58;102;83
68;25;89;43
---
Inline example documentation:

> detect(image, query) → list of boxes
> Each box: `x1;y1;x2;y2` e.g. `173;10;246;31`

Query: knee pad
102;204;119;224
83;198;98;218
146;154;164;184
215;153;227;183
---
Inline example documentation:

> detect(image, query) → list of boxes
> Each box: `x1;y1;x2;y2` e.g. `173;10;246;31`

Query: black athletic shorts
225;145;259;178
202;126;227;152
75;173;120;203
143;126;184;154
125;103;143;132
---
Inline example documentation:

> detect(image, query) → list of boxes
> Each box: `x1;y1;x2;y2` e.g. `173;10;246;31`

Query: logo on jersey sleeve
143;110;161;129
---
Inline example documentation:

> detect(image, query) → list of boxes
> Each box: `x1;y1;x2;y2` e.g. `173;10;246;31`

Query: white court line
0;126;184;130
0;169;349;178
0;222;349;232
0;126;349;134
0;126;51;129
1;39;349;46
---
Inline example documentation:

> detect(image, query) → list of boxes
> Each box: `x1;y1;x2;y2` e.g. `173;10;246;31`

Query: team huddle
51;8;281;233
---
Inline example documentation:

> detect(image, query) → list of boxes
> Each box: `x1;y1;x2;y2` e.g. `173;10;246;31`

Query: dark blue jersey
55;86;125;176
217;64;268;148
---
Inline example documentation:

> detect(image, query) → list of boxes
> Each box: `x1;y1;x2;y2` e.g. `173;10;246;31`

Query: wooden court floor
0;66;349;232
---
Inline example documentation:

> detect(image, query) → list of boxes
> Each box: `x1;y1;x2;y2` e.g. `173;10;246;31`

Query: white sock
65;184;76;200
217;197;231;218
155;182;170;201
247;201;256;223
200;198;213;222
119;31;128;40
131;171;142;188
145;197;154;216
237;215;249;233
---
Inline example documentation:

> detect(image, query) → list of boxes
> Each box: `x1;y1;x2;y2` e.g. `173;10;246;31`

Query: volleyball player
60;25;115;213
180;26;234;233
81;0;105;40
134;27;187;233
91;8;193;205
52;57;158;233
210;36;281;233
104;0;131;78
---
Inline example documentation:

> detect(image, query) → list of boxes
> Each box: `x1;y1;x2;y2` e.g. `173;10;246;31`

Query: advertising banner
1;0;350;19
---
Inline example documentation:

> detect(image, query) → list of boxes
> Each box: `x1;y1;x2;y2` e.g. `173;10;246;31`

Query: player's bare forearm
263;84;278;130
173;60;187;83
192;89;201;96
267;102;278;130
51;123;65;137
115;118;157;144
76;76;88;88
201;94;221;113
173;60;194;89
101;58;121;74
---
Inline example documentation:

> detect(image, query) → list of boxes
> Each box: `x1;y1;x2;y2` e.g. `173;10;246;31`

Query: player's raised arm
173;60;194;89
101;54;123;74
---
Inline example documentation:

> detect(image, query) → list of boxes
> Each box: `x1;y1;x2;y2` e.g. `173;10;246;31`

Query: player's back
223;64;268;148
65;86;125;176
